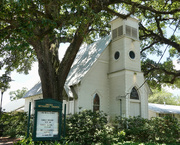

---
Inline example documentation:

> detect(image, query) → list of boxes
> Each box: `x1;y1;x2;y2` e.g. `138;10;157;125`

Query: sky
1;42;180;107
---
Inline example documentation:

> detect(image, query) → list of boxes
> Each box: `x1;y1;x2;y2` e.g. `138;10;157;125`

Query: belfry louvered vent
118;26;123;37
112;25;137;40
126;25;131;36
125;25;137;39
132;27;137;39
112;26;123;40
112;29;117;39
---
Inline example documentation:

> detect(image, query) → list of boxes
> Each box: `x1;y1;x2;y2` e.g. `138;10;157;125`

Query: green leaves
114;115;180;143
0;0;179;98
67;110;180;144
149;88;180;105
141;58;180;89
66;110;116;144
0;73;11;91
0;112;28;138
9;87;28;101
1;110;180;144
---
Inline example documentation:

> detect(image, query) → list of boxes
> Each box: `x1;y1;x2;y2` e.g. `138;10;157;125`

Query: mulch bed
0;137;21;145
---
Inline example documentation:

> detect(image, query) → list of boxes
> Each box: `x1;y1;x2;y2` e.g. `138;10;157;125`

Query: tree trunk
34;35;63;100
31;25;88;102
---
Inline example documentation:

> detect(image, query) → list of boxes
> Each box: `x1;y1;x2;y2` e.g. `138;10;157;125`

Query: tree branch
140;41;159;54
155;16;164;38
103;7;132;19
105;0;180;14
139;22;180;52
143;61;180;85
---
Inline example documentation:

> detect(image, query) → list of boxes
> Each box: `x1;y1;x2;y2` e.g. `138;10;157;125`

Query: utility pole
0;89;4;136
0;73;12;118
0;89;4;119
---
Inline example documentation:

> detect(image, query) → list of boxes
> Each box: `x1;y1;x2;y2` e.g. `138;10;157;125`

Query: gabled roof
148;103;180;114
24;35;111;98
2;98;25;112
23;81;42;98
66;35;111;87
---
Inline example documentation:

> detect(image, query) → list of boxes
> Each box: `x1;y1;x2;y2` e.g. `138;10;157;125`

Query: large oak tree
0;0;179;101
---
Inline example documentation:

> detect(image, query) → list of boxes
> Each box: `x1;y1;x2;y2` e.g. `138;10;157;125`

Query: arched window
130;87;139;100
93;94;100;112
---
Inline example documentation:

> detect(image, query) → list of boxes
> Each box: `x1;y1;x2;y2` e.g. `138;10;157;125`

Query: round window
129;51;135;59
114;51;120;60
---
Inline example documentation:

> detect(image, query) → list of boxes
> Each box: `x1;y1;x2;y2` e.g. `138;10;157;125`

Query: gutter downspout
70;86;78;114
120;99;122;117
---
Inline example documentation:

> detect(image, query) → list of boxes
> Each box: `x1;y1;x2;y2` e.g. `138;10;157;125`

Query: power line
126;20;179;97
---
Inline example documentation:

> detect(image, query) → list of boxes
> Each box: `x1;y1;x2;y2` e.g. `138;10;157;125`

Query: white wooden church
24;17;151;119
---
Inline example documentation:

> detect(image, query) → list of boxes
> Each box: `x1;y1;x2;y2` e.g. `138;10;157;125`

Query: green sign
32;99;62;141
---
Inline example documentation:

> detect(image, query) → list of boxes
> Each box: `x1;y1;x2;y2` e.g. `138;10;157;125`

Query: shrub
150;116;180;143
15;137;63;145
114;116;152;142
113;115;180;144
0;112;28;137
66;110;122;144
2;110;179;144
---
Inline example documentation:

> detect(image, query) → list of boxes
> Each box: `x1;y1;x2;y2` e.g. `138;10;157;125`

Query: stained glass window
93;94;100;112
130;87;139;100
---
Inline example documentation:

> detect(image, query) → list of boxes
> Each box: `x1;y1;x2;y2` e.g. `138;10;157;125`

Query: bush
150;116;180;143
114;116;152;142
0;112;28;137
15;110;125;144
15;137;63;145
114;115;180;144
1;110;179;144
66;110;124;144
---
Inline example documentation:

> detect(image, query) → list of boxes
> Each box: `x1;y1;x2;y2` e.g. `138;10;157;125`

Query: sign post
26;102;31;139
32;99;62;141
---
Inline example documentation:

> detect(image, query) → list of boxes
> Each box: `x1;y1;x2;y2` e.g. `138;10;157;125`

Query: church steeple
109;17;141;73
108;17;148;118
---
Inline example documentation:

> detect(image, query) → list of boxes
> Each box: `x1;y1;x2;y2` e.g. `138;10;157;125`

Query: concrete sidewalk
0;137;21;145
